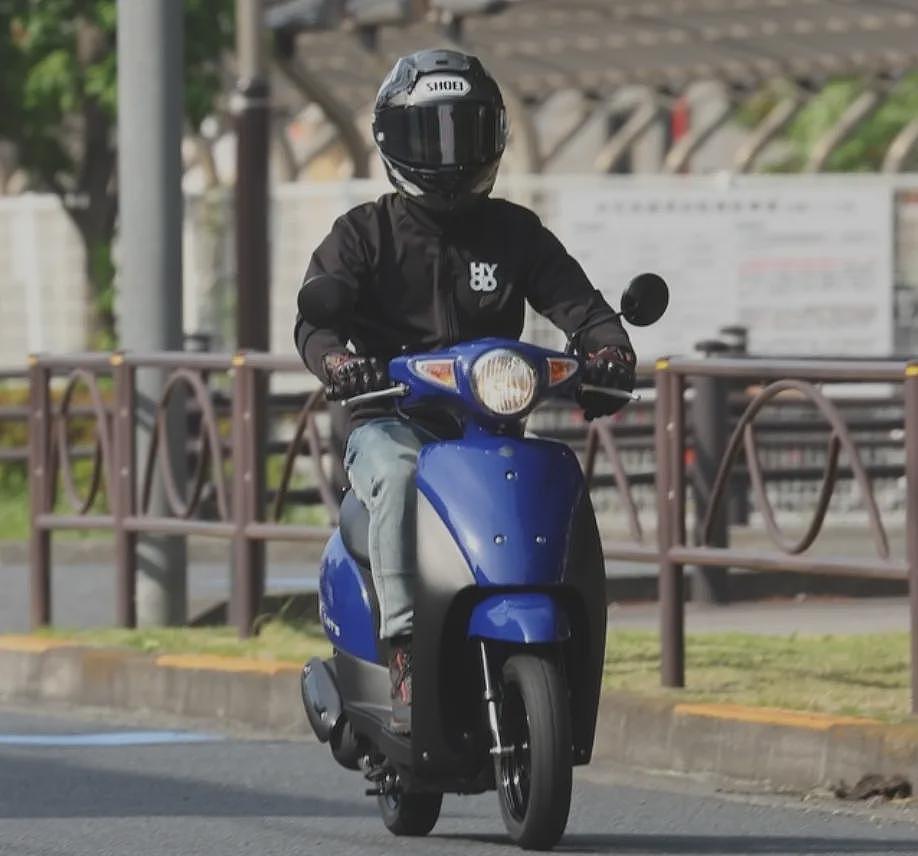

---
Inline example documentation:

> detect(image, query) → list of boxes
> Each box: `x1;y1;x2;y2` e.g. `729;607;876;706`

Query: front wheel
378;789;442;837
496;653;572;851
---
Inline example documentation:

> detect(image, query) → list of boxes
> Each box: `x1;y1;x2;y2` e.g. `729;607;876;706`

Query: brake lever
335;383;410;409
578;384;641;402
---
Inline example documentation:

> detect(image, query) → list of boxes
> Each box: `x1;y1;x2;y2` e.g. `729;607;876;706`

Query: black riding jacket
294;193;631;432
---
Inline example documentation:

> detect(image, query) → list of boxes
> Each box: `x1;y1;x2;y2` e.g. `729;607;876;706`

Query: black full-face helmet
372;48;508;213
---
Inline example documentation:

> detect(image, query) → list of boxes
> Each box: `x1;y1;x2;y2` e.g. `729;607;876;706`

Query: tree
0;0;234;346
736;73;918;173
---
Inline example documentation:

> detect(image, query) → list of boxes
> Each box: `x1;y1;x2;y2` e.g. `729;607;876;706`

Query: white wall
0;195;89;366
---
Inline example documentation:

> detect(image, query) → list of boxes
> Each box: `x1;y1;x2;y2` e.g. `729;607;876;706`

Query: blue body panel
468;593;571;643
416;435;584;586
318;531;378;662
321;339;585;663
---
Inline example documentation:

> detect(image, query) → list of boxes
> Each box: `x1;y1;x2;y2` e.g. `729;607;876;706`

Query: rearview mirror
620;273;669;327
297;275;354;327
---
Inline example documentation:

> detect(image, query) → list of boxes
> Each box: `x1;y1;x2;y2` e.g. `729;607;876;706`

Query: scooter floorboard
345;701;413;768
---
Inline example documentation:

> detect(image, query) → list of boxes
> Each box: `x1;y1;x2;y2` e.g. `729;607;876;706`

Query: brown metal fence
12;351;918;709
652;357;918;711
25;351;337;635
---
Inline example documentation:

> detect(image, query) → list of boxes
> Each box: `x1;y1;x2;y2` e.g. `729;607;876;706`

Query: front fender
468;593;571;644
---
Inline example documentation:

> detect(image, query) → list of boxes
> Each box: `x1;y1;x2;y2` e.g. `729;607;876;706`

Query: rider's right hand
322;352;389;401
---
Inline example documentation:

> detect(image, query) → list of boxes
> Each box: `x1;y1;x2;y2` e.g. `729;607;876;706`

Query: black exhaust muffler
301;657;343;742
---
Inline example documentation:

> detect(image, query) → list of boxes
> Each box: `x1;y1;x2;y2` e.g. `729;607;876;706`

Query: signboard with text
552;184;894;359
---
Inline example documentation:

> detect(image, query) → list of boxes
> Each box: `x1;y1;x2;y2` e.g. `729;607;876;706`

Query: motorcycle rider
295;48;635;733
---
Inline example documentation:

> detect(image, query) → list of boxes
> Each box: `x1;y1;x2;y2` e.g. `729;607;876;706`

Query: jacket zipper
437;242;457;345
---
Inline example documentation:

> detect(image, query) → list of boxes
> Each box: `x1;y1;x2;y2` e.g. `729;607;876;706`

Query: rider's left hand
579;344;636;421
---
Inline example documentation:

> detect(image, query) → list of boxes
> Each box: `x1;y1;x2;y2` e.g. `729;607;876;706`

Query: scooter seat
339;491;371;568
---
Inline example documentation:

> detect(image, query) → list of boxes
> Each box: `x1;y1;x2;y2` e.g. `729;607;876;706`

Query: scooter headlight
471;349;538;417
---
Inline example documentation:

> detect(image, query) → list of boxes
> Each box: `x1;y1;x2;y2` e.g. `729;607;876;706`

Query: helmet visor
376;103;506;167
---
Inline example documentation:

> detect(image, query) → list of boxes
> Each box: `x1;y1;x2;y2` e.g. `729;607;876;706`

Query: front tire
378;790;442;837
496;653;572;851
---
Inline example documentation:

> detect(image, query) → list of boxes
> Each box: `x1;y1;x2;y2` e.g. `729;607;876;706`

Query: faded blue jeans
344;417;438;639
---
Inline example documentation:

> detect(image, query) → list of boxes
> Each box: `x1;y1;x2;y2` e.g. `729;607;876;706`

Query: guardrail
15;351;918;710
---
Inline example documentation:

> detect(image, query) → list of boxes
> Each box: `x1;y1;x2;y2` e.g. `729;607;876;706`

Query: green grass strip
33;623;913;722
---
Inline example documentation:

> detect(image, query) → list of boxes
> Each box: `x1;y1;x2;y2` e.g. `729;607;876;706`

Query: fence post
719;325;750;525
231;355;260;636
690;341;730;603
27;357;52;628
905;363;918;714
112;355;137;628
656;360;686;687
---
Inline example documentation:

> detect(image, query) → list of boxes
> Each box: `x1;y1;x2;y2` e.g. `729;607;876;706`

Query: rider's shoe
388;637;412;735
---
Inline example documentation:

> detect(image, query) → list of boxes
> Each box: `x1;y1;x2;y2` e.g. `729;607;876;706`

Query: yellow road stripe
0;635;76;653
154;653;300;675
674;702;878;731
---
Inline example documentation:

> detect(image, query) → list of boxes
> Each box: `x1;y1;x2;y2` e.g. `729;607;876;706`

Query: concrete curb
0;637;305;734
594;691;918;792
3;635;917;793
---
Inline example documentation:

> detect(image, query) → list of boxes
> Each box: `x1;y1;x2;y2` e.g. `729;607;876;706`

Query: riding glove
579;344;637;421
322;353;389;401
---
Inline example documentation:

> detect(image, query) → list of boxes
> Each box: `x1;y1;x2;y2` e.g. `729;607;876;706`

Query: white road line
0;730;223;747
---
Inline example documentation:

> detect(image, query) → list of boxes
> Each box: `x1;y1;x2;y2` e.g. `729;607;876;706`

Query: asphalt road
2;705;918;855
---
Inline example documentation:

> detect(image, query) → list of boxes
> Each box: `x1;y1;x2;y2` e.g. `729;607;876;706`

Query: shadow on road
562;834;918;854
0;752;372;819
439;832;918;854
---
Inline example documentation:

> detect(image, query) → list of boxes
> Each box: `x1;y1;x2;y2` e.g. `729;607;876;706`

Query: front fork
480;641;512;758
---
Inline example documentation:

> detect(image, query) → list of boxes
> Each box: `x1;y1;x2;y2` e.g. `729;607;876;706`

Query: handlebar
334;381;639;409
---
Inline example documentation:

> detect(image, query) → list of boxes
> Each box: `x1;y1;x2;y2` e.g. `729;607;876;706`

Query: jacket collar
394;194;484;238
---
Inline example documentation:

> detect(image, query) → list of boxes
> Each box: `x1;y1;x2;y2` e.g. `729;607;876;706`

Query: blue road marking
0;730;223;747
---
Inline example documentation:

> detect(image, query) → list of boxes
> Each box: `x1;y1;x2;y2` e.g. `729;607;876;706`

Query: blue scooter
300;274;668;850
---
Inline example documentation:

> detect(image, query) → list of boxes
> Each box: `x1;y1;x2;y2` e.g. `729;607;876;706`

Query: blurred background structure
4;0;918;362
3;1;918;640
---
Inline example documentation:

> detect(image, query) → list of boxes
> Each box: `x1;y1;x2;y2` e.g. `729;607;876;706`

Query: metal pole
27;358;51;628
116;0;187;625
905;364;918;713
656;361;685;687
112;355;137;628
690;340;730;604
235;0;270;354
234;0;269;626
231;355;258;636
719;326;750;526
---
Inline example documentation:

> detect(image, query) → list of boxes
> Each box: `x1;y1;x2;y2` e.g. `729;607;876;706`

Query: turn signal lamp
546;357;579;386
412;358;458;389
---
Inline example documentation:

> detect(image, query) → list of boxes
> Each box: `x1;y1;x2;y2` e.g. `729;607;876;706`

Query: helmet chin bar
381;152;500;213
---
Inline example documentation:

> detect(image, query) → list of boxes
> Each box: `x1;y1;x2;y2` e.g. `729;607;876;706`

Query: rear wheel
496;653;572;851
377;789;443;837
